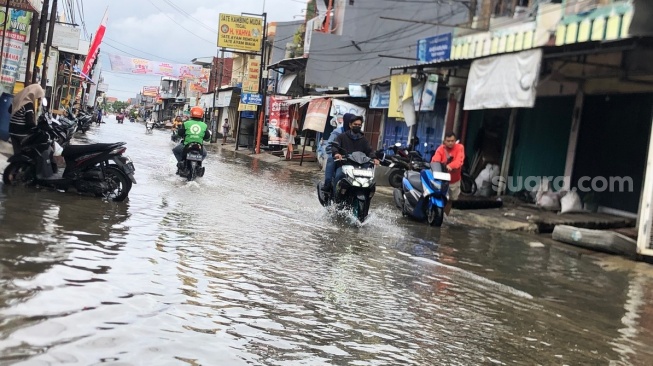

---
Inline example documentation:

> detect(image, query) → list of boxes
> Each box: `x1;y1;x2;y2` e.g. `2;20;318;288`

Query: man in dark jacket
331;114;379;193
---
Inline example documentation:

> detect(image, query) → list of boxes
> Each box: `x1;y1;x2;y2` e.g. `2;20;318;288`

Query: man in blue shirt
321;113;352;192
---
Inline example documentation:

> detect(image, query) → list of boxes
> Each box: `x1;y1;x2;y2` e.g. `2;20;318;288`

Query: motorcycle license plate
353;169;373;177
187;152;203;161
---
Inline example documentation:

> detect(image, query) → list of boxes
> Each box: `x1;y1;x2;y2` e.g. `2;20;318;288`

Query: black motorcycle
2;98;136;201
317;142;376;222
177;143;205;181
386;143;430;189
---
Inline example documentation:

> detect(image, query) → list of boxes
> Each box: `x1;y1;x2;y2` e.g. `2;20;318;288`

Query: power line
104;36;186;63
160;0;217;35
146;0;216;46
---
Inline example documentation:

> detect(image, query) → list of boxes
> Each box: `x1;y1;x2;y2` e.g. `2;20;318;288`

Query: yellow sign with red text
218;14;263;52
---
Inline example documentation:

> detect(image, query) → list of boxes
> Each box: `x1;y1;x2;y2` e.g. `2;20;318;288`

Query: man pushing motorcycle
172;106;211;174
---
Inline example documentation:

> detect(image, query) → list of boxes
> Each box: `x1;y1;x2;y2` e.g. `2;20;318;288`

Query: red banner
82;10;107;76
268;96;291;145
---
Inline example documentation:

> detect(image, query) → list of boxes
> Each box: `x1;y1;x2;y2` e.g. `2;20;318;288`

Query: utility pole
32;0;50;84
0;1;11;77
41;0;58;89
255;12;268;154
211;48;224;143
25;10;40;84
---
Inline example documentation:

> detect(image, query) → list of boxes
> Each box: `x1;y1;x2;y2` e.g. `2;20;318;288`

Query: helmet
190;106;204;119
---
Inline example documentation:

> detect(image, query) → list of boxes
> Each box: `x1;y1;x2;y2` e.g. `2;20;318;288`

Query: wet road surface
2;117;653;365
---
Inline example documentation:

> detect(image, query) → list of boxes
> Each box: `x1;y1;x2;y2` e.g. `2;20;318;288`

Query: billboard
108;53;202;79
218;13;263;52
142;86;159;97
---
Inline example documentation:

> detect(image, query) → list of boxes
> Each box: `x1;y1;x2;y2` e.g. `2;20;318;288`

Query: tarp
464;49;542;110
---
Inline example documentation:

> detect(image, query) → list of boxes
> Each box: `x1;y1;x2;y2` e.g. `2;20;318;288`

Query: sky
74;0;308;101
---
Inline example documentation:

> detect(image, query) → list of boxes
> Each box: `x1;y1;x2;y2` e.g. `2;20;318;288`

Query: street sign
240;93;262;105
218;14;263;52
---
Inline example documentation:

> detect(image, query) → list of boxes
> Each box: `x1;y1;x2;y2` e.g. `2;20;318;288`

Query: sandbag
475;163;500;197
560;190;584;214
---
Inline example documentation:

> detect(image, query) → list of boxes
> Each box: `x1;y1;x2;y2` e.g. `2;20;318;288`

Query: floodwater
1;117;653;365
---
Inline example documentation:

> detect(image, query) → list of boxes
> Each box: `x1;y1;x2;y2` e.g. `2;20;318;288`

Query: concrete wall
305;0;469;88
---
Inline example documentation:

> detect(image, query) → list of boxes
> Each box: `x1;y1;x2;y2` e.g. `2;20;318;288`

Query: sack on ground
475;163;500;197
560;190;584;214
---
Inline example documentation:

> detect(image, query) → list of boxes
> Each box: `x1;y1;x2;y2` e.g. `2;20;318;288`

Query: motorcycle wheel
188;162;197;181
461;175;477;196
388;169;404;189
3;162;35;186
102;166;132;202
352;198;370;222
427;205;444;227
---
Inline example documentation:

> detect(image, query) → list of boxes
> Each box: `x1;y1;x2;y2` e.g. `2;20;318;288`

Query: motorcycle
393;161;451;226
145;121;154;135
170;129;181;143
2;98;136;202
176;143;206;181
69;108;92;133
317;142;376;222
386;142;430;189
116;113;125;124
129;116;135;123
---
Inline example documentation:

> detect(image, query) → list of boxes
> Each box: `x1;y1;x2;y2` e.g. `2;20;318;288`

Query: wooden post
562;85;585;191
24;10;40;84
299;129;308;166
32;0;50;83
41;0;58;88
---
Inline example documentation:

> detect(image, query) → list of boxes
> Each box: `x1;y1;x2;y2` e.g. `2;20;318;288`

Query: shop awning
267;57;307;72
282;94;349;107
463;49;542;110
0;0;40;12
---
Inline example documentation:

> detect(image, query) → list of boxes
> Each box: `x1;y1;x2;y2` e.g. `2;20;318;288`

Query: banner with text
189;68;210;93
142;86;159;97
304;98;331;132
218;14;263;52
268;96;292;145
108;53;203;79
0;8;31;94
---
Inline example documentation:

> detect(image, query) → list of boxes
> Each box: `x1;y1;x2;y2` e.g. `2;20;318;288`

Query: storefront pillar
562;86;585;191
636;110;653;257
497;108;517;196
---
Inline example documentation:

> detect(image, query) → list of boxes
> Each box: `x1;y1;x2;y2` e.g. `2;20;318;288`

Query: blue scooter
393;161;451;226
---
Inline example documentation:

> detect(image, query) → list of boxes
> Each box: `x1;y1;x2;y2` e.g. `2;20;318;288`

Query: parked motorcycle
386;143;430;189
393;161;451;226
176;143;206;181
50;113;77;147
2;98;136;201
317;142;376;222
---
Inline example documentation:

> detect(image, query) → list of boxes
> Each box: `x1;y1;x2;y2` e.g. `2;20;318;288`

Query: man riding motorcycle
331;115;379;194
172;106;210;173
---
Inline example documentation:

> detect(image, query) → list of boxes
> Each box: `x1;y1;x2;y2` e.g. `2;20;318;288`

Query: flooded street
2;118;653;365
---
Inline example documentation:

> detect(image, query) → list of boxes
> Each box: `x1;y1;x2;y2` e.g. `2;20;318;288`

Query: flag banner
108;53;203;79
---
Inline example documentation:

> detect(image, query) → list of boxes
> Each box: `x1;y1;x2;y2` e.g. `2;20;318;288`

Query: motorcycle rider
331;115;379;194
172;106;210;173
9;84;44;155
320;114;350;193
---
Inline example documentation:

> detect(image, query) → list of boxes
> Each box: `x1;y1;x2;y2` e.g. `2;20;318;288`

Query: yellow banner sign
238;102;258;112
243;58;260;93
218;14;263;52
388;74;412;119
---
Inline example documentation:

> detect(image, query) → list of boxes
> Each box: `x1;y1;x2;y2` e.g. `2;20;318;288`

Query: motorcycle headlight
352;180;362;187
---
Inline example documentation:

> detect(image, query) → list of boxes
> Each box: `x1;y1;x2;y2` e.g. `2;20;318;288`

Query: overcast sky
75;0;308;101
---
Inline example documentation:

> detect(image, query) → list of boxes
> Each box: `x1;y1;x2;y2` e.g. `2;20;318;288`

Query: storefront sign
348;83;367;98
0;8;31;94
97;82;108;92
369;83;390;109
243;58;260;93
412;74;439;111
215;90;232;107
142;86;158;97
240;93;262;105
268;96;291;145
303;98;331;132
330;99;366;120
108;53;203;79
417;33;452;63
218;13;263;52
52;24;81;49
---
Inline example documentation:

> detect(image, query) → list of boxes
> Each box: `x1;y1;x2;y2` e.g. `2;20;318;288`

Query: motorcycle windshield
348;151;371;165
